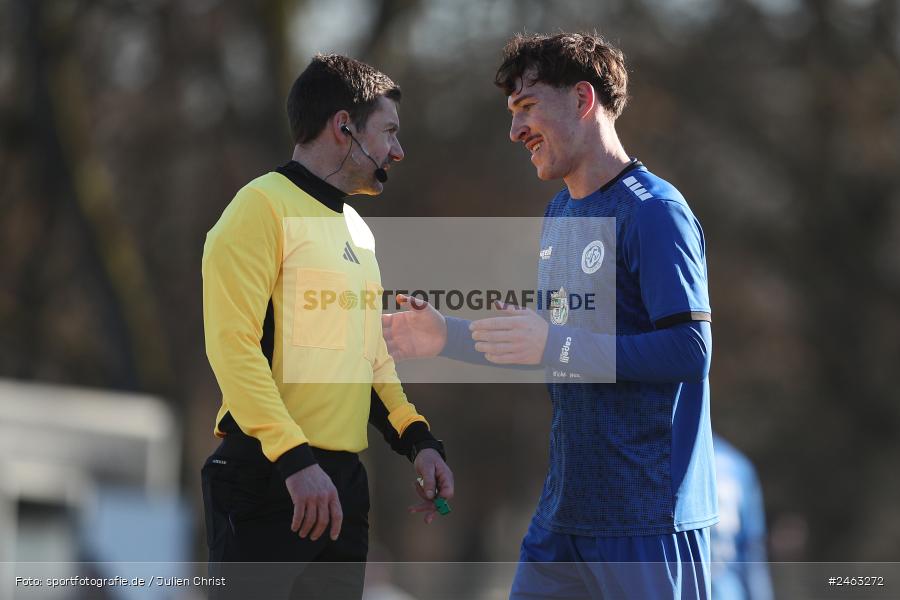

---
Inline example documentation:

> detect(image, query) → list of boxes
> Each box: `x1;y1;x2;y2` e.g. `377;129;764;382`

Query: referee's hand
285;464;343;542
409;449;454;524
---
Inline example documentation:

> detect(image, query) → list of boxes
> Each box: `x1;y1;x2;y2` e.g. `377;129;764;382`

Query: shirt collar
599;158;643;193
275;160;347;213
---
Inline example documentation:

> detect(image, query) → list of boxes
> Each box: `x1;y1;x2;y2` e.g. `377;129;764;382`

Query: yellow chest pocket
292;268;348;350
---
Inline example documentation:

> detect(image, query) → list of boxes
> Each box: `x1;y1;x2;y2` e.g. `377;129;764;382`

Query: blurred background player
201;54;453;599
712;434;774;600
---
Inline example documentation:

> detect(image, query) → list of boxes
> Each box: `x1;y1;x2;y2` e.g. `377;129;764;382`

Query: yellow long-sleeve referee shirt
202;161;428;476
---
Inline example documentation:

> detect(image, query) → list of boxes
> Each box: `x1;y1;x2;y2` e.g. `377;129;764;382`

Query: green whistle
433;496;451;516
417;477;451;516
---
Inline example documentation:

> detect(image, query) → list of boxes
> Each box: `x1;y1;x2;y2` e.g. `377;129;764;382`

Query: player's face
350;96;404;195
507;75;580;181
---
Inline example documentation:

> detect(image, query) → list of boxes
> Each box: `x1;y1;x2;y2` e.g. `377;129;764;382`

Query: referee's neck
291;143;351;195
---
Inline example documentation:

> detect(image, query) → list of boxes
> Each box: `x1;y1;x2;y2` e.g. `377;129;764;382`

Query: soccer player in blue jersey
383;32;717;598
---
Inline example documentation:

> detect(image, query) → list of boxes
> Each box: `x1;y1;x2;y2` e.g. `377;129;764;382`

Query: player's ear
574;81;596;119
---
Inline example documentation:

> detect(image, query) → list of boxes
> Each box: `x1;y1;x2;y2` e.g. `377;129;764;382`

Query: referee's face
348;96;404;195
507;75;579;182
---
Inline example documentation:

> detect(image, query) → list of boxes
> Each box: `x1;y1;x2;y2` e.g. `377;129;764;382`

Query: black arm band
275;443;317;480
408;436;447;463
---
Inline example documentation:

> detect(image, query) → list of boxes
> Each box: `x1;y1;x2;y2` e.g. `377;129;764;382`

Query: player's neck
564;127;631;200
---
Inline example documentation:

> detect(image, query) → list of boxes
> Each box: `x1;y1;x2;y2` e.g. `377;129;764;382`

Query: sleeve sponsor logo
559;336;573;364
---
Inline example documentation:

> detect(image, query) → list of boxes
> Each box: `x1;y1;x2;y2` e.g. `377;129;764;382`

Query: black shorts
201;433;369;599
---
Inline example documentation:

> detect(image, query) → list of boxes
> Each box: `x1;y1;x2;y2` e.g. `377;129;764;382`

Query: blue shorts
510;520;711;600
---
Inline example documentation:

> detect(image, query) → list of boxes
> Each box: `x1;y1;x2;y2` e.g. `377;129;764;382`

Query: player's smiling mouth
526;136;544;155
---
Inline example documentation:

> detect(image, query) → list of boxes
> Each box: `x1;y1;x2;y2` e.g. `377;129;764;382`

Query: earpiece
338;123;388;183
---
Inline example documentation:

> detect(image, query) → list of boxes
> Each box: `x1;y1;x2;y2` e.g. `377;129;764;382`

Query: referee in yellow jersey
201;54;453;599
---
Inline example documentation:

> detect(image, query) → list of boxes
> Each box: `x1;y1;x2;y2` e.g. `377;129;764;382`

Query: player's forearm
442;316;540;370
542;320;711;382
440;316;493;364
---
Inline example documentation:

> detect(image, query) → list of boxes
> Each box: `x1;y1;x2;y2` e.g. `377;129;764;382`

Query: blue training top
444;161;718;537
536;161;717;536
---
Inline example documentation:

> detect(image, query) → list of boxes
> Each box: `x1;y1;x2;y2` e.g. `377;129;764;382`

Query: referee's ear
330;110;353;143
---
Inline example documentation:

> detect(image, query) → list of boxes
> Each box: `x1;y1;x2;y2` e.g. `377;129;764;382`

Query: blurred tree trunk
28;0;175;394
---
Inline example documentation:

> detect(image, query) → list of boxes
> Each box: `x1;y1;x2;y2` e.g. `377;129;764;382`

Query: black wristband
408;438;447;463
275;443;317;480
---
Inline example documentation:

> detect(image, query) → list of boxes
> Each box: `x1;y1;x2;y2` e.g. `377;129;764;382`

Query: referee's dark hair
495;32;629;119
287;54;402;145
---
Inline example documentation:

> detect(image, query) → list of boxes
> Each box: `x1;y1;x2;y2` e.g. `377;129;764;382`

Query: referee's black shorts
201;432;368;599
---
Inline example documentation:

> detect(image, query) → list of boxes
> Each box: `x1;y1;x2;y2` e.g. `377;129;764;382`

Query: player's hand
470;302;549;365
285;463;343;541
382;294;447;360
408;449;454;525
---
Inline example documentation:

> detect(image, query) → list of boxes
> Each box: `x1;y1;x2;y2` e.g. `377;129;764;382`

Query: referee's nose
389;138;404;162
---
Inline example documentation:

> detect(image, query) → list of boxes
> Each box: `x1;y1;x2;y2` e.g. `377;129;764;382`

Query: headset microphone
340;124;388;183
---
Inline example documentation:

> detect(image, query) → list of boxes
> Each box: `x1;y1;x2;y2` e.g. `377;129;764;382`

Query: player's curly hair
495;32;629;119
287;54;401;145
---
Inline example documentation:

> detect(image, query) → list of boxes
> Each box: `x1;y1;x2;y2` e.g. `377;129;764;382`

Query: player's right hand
382;294;447;360
285;464;343;542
